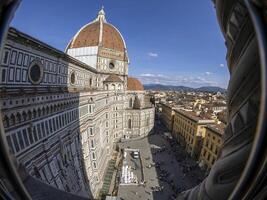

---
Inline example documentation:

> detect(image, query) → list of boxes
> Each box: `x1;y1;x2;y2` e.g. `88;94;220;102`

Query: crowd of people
151;120;206;195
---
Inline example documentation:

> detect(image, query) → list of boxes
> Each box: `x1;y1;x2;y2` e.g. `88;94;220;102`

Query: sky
11;0;230;88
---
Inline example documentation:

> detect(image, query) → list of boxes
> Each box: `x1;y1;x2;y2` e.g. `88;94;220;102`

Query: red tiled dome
69;22;100;48
68;19;125;51
103;75;123;82
127;77;144;91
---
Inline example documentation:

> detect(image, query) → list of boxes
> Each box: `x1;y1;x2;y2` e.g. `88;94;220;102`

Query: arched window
3;115;9;128
70;72;75;84
118;84;121;90
91;140;95;148
33;109;37;118
129;98;132;108
53;105;57;112
46;106;49;114
105;84;108;90
128;119;132;129
10;114;15;126
111;84;115;90
22;112;27;122
27;110;32;120
16;113;21;124
37;108;41;117
89;78;92;86
42;107;45;116
109;62;115;69
96;77;99;87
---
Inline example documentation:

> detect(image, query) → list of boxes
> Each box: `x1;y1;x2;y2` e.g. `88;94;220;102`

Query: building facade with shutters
199;124;224;170
159;103;175;131
0;8;154;198
172;109;215;159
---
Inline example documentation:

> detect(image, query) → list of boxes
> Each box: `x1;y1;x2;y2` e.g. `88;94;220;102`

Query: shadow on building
146;121;206;200
0;28;95;199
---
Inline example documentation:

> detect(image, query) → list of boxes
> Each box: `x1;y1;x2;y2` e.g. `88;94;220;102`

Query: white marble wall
1;29;154;198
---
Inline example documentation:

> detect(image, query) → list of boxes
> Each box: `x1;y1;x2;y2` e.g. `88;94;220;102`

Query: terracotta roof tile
206;123;226;135
102;24;125;51
69;22;125;52
127;77;144;91
69;22;100;48
104;74;123;82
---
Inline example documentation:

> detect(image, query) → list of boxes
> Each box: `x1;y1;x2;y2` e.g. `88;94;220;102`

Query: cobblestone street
117;120;206;200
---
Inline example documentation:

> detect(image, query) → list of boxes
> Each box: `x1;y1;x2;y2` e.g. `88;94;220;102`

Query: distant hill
144;84;226;93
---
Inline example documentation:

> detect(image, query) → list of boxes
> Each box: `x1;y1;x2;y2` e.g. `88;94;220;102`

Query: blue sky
11;0;229;88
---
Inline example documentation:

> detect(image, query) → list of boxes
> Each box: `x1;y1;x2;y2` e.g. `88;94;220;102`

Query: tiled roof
69;22;125;52
103;23;125;51
127;77;144;91
206;123;226;135
103;74;123;82
175;109;214;123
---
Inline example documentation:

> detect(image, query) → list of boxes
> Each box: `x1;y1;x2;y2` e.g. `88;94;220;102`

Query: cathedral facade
0;8;155;198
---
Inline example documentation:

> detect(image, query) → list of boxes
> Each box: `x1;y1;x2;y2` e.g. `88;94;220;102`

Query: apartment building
172;110;214;159
199;124;225;170
160;103;175;131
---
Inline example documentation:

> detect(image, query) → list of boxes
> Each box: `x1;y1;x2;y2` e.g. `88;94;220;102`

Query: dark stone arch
42;107;45;115
37;108;41;117
129;98;132;108
50;105;54;113
3;115;9;128
22;111;27;122
128;119;132;129
89;97;94;103
46;106;50;114
16;112;22;124
27;110;32;120
89;77;92;87
33;109;37;118
53;104;57;112
10;114;15;126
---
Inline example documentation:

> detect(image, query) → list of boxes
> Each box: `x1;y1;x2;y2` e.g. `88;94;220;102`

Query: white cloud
140;73;155;77
205;71;212;75
140;73;166;77
137;73;221;88
220;63;225;67
148;52;158;58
